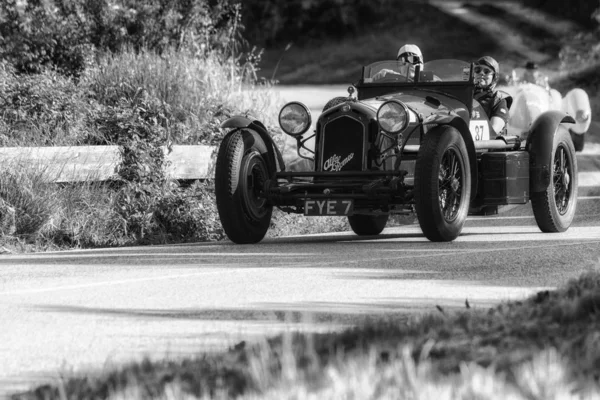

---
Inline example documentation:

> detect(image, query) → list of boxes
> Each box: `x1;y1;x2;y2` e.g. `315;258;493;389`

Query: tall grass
84;48;284;145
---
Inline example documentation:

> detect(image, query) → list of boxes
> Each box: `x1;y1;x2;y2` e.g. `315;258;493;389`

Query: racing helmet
397;44;423;68
475;56;500;88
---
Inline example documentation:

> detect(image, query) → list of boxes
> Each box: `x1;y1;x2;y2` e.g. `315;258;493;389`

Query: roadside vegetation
2;0;600;398
1;0;599;251
13;268;600;399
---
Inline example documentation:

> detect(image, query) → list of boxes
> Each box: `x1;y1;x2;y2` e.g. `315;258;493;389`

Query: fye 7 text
304;199;354;216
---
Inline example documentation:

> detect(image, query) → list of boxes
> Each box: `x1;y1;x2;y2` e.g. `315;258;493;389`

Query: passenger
373;44;423;81
522;61;548;88
473;56;509;135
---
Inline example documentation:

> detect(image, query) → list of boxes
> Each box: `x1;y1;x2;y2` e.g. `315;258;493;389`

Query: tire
348;214;389;236
570;130;585;152
414;125;471;242
215;129;274;244
531;128;578;232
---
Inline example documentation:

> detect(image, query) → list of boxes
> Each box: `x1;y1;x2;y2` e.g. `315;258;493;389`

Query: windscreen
362;59;472;83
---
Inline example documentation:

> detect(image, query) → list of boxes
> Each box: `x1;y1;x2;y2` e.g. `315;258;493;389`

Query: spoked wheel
531;128;578;232
414;125;471;242
348;214;389;236
215;129;274;244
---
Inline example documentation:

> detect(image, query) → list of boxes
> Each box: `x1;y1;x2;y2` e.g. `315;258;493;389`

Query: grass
13;269;600;399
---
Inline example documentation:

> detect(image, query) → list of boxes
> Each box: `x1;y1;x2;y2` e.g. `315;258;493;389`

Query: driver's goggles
474;66;494;75
398;54;421;64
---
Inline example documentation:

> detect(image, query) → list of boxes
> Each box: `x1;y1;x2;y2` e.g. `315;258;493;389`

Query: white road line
0;252;317;260
0;269;236;296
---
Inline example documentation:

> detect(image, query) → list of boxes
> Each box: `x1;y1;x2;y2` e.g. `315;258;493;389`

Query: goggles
398;53;422;64
474;66;494;75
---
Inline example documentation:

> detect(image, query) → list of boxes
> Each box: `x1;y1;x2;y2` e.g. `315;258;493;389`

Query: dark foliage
0;0;243;77
238;0;379;47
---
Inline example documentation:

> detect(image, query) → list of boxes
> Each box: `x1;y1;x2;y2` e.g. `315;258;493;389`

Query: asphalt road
1;86;600;397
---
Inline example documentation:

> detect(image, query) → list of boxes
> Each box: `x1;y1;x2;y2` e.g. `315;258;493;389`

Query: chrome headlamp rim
278;101;312;137
377;100;410;134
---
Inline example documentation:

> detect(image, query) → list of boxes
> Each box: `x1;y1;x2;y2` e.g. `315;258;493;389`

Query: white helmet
397;44;423;67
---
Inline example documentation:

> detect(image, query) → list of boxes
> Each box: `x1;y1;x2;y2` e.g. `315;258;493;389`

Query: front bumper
267;170;413;213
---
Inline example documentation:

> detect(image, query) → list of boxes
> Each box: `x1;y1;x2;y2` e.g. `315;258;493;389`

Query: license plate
304;199;353;216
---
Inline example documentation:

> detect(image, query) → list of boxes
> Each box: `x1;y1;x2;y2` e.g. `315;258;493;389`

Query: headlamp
377;100;409;134
278;102;312;137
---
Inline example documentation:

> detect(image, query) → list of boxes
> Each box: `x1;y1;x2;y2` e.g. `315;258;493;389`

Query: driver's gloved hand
373;69;395;80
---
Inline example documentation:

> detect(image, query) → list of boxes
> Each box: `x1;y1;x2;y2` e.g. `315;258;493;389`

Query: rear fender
221;116;285;173
562;88;591;134
425;114;478;201
526;110;575;192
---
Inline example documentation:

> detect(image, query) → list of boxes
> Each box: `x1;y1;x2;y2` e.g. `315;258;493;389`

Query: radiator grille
320;115;366;171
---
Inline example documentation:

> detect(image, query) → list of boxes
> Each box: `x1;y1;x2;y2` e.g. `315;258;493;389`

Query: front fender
221;116;285;173
526;110;575;192
425;114;478;201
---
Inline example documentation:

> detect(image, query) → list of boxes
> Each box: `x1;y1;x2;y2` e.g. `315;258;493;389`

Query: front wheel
531;127;578;232
414;125;471;242
348;214;389;236
215;129;274;244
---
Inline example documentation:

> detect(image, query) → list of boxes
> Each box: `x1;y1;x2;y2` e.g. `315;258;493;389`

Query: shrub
0;168;55;237
37;182;127;248
154;180;224;243
0;0;93;77
0;0;244;78
0;61;96;146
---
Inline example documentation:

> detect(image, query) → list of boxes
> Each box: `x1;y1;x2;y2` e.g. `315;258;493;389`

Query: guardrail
0;145;216;182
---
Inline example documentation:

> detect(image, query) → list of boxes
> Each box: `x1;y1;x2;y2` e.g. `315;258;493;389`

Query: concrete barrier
0;145;216;182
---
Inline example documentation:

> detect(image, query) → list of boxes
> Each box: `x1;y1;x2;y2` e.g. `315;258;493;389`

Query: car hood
361;90;469;119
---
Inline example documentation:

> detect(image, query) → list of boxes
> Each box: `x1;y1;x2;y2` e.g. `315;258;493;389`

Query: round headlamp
278;102;312;137
377;100;409;134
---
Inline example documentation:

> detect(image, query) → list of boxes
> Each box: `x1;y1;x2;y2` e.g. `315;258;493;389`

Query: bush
0;62;96;146
154;181;224;243
0;0;93;77
0;169;55;237
238;0;379;47
0;0;244;78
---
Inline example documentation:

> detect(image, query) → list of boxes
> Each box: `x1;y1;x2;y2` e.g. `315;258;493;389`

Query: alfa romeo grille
320;115;366;171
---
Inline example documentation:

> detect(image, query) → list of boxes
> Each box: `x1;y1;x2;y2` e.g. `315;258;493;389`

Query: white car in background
499;67;592;151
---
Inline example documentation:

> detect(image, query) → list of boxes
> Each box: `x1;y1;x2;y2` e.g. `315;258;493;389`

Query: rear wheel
414;126;471;241
531;128;578;232
215;129;274;244
348;214;389;236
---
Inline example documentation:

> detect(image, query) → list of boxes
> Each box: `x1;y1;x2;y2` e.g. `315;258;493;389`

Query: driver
473;56;509;135
522;61;548;88
372;44;423;81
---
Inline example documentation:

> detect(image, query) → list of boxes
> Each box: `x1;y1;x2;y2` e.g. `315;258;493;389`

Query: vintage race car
215;59;578;244
499;67;592;151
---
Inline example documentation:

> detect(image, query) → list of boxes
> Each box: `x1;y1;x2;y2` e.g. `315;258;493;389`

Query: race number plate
304;199;354;216
469;120;490;141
